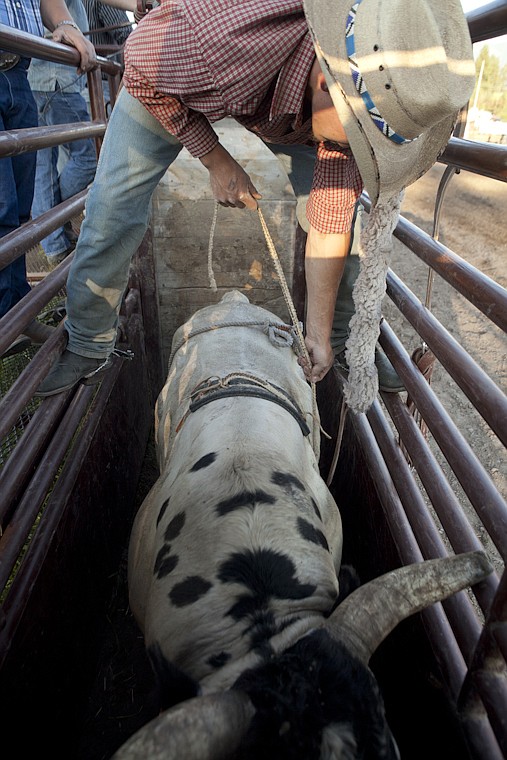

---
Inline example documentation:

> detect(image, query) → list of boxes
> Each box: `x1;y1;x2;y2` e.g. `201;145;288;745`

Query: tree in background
473;45;507;121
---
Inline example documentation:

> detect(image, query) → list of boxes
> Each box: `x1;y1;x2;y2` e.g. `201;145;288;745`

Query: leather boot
1;320;55;359
36;349;112;397
24;320;56;345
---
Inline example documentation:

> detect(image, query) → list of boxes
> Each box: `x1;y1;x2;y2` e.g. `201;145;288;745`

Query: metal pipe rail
330;5;507;756
0;22;121;75
0;3;506;759
0;24;120;161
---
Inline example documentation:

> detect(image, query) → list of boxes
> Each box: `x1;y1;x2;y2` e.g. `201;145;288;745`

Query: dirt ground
75;162;506;759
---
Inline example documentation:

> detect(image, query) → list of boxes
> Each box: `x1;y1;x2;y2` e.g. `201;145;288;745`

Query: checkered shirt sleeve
306;143;363;234
124;68;219;156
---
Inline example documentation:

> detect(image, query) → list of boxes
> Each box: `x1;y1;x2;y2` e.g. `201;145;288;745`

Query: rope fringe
207;203;218;292
343;191;403;414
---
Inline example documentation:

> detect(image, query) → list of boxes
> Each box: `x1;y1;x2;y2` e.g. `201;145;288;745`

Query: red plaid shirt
123;0;362;233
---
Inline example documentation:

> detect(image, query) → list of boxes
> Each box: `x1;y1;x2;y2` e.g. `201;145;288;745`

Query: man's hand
200;143;261;209
52;25;97;73
299;335;334;383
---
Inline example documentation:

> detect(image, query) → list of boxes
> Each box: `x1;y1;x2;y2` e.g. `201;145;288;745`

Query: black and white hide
117;291;492;760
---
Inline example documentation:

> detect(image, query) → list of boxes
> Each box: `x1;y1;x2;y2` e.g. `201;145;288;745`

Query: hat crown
304;0;476;201
353;0;476;140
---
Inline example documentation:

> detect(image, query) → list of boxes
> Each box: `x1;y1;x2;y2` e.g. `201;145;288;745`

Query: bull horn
323;551;493;664
112;690;255;760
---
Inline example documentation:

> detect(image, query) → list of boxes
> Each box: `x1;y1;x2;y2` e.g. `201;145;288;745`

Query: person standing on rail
28;0;98;271
0;0;97;358
35;0;476;415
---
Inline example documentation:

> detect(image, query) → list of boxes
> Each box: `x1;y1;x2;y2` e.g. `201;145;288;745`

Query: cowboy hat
303;0;476;204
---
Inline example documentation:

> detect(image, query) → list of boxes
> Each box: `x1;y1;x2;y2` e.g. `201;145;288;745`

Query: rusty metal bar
378;320;507;561
87;66;109;139
0;214;79;275
346;407;473;697
378;389;499;613
349;399;504;759
441;138;507;182
0;393;70;529
0;360;123;667
461;712;504;760
383;270;507;449
0;387;83;595
460;567;507;756
0;327;68;442
0;122;106;158
0;192;86;265
0;23;120;76
467;0;507;42
361;196;507;335
0;262;71;355
466;566;507;694
0;24;116;155
365;397;493;652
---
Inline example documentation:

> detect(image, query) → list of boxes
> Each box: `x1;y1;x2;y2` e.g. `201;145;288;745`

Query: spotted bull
116;290;492;759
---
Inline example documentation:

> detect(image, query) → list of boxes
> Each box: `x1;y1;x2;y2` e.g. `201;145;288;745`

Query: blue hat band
346;0;415;145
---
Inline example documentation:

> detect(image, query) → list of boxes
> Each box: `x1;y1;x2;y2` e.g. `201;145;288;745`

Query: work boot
331;221;404;393
24;320;56;344
1;334;31;359
334;345;405;393
1;320;55;359
35;349;113;397
64;221;79;245
46;246;74;270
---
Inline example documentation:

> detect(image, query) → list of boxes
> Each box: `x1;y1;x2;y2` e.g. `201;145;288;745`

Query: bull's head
112;551;492;759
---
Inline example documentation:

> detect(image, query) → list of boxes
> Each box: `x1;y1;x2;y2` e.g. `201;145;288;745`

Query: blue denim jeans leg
31;89;97;258
65;88;183;358
0;59;37;319
264;141;317;232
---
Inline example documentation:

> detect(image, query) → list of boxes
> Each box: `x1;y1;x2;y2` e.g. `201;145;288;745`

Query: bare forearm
97;0;137;10
40;0;78;30
305;227;350;342
302;225;350;382
40;0;97;72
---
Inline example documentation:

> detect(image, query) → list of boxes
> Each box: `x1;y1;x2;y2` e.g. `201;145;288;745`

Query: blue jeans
66;88;183;358
65;88;358;358
0;59;37;318
31;89;97;258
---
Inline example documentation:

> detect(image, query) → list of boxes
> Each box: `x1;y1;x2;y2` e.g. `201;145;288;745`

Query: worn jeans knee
65;88;183;358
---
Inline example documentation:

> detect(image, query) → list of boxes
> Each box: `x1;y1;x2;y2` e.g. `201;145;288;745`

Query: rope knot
264;321;294;348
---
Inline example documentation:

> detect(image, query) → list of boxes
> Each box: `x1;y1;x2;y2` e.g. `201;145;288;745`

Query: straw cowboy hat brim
303;0;476;204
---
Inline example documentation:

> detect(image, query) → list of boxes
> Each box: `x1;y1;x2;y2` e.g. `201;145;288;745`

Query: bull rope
207;201;329;455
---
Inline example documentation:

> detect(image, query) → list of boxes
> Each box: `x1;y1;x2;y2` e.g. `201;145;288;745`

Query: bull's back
155;291;316;468
129;424;342;688
128;291;342;689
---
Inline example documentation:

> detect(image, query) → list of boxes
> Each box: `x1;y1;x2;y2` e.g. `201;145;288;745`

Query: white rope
256;206;330;452
207;202;218;292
